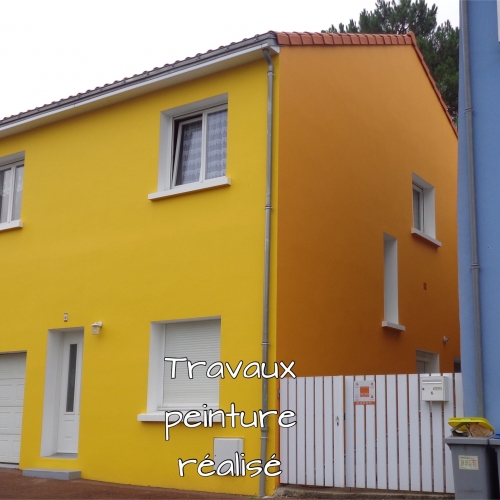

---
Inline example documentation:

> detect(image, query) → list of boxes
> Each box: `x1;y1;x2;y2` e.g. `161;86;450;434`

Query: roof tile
331;33;344;44
341;34;352;45
311;32;325;45
321;33;334;45
288;33;304;45
359;35;369;45
273;31;417;47
301;32;314;45
275;32;290;45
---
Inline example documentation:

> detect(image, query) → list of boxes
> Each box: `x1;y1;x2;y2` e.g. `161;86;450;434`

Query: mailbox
420;375;449;401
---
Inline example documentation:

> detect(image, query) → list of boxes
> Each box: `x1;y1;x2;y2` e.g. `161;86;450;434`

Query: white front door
56;332;83;454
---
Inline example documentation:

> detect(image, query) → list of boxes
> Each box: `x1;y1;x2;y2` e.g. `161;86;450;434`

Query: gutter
461;0;484;416
259;47;274;498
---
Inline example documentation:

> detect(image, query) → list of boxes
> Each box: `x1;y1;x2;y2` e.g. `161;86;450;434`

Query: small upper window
173;107;227;187
0;155;24;229
412;183;424;231
149;95;231;201
411;173;441;246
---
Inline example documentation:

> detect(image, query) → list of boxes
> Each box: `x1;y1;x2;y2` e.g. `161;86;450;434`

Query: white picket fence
279;374;463;493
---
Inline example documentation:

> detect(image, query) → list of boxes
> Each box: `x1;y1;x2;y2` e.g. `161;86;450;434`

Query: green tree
325;0;459;121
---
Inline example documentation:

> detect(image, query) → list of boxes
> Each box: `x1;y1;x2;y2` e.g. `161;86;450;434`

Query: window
0;153;24;231
411;173;441;246
139;318;221;421
382;233;405;331
149;94;231;200
412;183;424;231
172;106;227;187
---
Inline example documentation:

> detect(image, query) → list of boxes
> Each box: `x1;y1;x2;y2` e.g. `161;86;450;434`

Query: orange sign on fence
354;380;375;405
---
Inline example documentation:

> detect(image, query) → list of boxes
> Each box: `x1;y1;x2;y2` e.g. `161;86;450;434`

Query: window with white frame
411;173;441;246
140;318;221;420
382;233;405;331
0;154;24;229
172;106;227;186
149;95;230;200
412;183;424;231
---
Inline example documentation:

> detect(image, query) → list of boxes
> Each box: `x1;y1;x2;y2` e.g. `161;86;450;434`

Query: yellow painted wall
275;45;459;376
0;57;279;496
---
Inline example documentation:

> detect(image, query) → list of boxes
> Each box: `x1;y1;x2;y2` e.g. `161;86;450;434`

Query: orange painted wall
275;45;459;377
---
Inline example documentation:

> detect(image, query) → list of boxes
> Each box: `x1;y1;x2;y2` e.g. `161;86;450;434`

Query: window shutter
162;319;220;408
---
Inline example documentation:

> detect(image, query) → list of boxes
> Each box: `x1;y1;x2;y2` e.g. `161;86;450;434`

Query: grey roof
0;31;278;128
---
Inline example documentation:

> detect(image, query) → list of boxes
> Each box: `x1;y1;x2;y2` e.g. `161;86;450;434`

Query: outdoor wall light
91;322;103;335
443;336;449;344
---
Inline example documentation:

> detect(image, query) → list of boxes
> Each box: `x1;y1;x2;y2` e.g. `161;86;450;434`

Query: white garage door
0;353;26;464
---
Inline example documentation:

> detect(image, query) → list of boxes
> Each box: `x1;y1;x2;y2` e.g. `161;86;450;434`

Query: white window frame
0;152;24;232
148;94;231;201
382;233;405;331
138;317;221;422
411;173;441;246
412;183;424;231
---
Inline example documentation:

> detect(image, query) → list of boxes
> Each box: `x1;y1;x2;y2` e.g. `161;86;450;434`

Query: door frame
41;328;84;458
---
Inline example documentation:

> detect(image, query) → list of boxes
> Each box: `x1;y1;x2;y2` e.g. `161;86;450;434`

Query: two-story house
0;31;458;496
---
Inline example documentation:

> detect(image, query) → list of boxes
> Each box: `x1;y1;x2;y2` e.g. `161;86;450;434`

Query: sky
0;0;459;121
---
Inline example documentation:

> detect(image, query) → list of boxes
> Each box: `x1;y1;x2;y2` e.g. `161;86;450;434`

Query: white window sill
137;412;167;422
148;177;231;200
138;409;222;422
411;228;442;247
0;220;23;232
382;321;406;331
